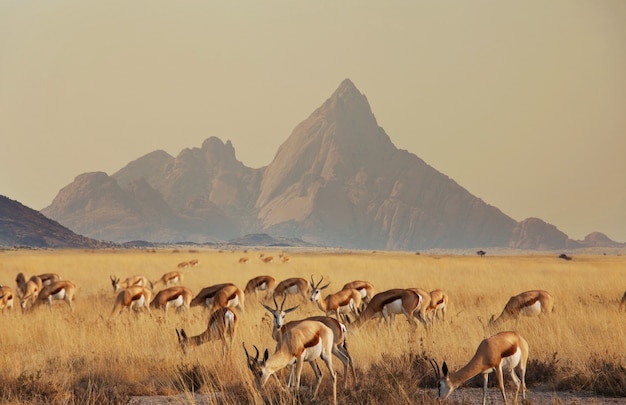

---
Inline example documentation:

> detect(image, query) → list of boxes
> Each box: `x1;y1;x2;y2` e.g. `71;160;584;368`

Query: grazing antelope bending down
111;286;153;316
263;295;357;390
244;275;276;299
488;290;554;328
342;280;376;306
428;289;449;321
18;275;43;311
33;280;76;311
620;291;626;312
274;277;310;302
176;307;237;357
150;286;192;314
190;283;245;313
310;276;361;322
259;254;274;263
244;320;338;405
177;261;190;268
110;275;149;293
238;257;250;264
0;285;14;311
357;288;427;328
152;271;184;290
431;331;529;405
37;273;61;286
188;259;199;267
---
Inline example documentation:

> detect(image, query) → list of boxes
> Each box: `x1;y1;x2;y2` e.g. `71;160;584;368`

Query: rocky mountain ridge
38;79;622;251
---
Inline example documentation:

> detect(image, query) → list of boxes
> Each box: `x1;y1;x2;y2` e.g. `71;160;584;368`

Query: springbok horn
280;292;287;311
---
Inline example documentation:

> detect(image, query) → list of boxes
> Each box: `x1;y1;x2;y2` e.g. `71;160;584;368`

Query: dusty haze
1;1;625;241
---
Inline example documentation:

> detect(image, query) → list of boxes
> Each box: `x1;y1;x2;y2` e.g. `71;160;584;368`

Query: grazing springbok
309;276;361;322
238;257;250;264
111;286;153;316
0;285;14;312
37;273;61;286
18;275;43;311
110;275;149;293
259;254;274;263
33;280;76;312
176;307;237;357
244;319;338;405
488;290;554;328
150;286;192;314
357;288;427;329
431;331;529;405
190;283;245;313
342;280;376;306
244;275;276;299
152;271;184;291
177;261;190;268
620;291;626;312
263;295;357;390
274;277;310;302
428;289;449;321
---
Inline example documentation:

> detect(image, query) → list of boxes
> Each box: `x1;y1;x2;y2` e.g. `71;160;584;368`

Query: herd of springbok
1;255;624;405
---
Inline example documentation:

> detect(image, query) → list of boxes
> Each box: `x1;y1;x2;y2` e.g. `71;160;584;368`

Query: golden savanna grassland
0;249;624;404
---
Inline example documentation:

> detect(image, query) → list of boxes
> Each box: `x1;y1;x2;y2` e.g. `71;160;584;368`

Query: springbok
259;254;274;263
310;276;361;322
110;275;149;293
262;295;357;390
238;257;250;264
152;271;184;291
244;319;338;405
342;280;376;306
0;285;14;312
111;286;153;316
176;306;237;357
190;283;244;312
274;277;310;302
431;331;529;405
357;288;427;328
150;286;192;314
33;280;76;312
18;275;43;311
488;290;554;328
244;275;276;299
428;289;449;321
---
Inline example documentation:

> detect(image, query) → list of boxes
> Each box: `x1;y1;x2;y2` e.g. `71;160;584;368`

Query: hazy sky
1;1;625;242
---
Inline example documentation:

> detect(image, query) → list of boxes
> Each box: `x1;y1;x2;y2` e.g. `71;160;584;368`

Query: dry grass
0;249;624;404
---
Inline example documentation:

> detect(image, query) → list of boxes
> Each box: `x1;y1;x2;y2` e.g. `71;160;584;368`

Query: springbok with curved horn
110;275;149;293
357;288;425;328
274;277;310;302
111;286;153;316
244;319;338;405
18;275;43;311
244;275;276;299
310;276;361;322
33;280;77;311
488;290;554;328
431;331;529;405
176;306;237;357
263;294;357;390
190;283;244;313
0;285;14;312
150;286;192;314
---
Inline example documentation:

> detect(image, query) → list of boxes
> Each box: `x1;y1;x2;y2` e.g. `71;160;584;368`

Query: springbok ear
320;283;330;290
263;349;269;362
285;305;300;313
442;362;449;376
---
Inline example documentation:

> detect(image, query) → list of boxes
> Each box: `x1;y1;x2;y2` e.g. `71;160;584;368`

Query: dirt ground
128;388;626;405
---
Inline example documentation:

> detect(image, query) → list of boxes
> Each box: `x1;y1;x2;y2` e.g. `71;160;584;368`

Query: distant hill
0;195;113;248
39;79;624;251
